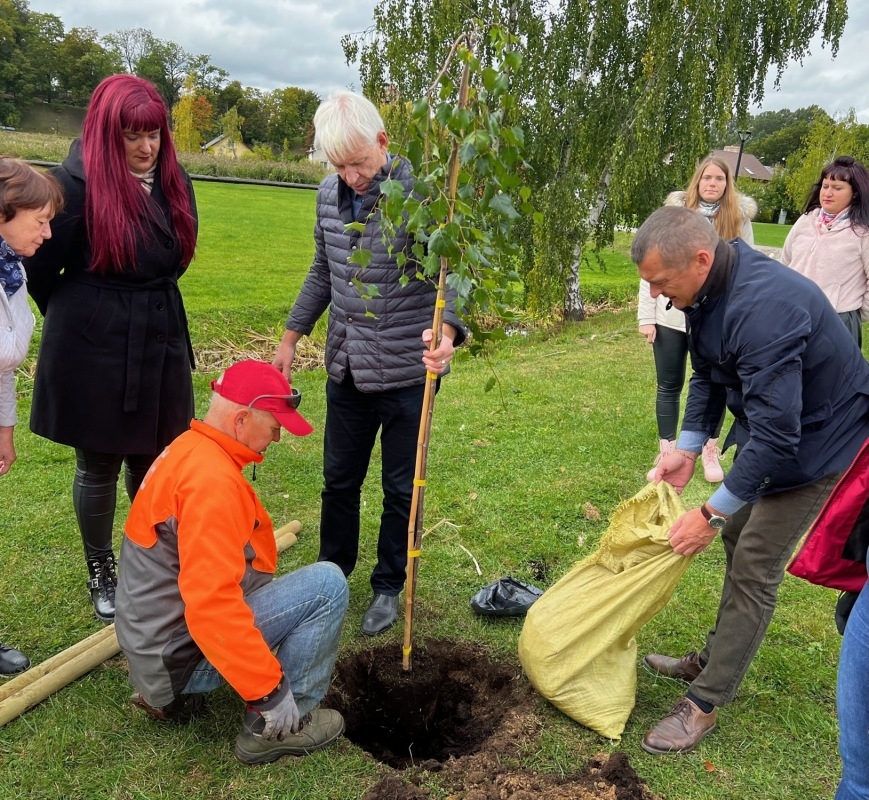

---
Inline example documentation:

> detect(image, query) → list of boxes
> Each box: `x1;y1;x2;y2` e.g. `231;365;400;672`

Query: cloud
37;0;376;97
760;2;869;122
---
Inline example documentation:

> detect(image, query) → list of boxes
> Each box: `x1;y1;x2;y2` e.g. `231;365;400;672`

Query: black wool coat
25;139;198;455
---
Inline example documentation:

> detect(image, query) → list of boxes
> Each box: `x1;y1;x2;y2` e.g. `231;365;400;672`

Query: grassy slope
0;186;839;799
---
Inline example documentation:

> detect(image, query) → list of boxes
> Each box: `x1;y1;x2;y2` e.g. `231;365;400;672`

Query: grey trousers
690;472;843;707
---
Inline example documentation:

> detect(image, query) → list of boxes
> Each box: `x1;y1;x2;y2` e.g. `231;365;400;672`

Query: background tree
0;0;34;123
24;11;63;102
347;0;849;320
135;37;190;108
237;86;270;145
102;27;151;73
56;26;121;105
187;52;228;97
266;86;320;154
172;74;199;152
219;105;244;156
191;93;216;142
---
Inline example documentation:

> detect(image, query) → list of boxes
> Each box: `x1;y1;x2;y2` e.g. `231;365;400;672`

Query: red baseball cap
211;360;314;437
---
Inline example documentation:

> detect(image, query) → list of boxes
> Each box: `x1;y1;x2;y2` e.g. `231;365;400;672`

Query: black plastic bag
470;576;543;617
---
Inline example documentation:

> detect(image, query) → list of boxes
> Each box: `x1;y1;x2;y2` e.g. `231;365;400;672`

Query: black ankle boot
87;554;117;623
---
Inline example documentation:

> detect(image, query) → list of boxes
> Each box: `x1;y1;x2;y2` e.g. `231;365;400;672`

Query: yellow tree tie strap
408;549;421;558
435;298;446;308
414;478;426;486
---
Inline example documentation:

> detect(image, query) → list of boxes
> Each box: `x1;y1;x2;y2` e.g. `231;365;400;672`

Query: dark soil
324;639;658;800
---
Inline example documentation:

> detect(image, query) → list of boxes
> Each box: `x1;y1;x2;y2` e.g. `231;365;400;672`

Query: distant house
714;147;773;181
307;145;334;172
201;134;252;159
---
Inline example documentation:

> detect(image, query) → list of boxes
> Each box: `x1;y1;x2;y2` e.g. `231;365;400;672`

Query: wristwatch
700;504;728;530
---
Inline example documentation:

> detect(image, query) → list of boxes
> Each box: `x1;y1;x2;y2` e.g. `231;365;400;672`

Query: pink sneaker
702;439;724;482
646;439;675;481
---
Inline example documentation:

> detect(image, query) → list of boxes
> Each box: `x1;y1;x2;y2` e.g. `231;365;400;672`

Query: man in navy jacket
632;205;869;755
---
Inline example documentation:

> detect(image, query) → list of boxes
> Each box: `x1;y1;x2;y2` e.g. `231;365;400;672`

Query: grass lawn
753;221;792;248
0;183;841;799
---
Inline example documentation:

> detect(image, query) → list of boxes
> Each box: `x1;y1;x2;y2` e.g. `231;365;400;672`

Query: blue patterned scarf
0;236;24;299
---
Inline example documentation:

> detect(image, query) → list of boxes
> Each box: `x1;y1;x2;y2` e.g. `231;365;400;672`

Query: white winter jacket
637;190;758;332
0;273;35;426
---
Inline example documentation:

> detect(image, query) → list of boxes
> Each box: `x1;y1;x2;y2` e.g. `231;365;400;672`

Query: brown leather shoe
643;651;704;682
641;697;717;754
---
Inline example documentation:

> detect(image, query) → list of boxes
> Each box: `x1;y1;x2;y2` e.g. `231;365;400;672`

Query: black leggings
651;325;725;441
652;326;689;441
73;450;155;562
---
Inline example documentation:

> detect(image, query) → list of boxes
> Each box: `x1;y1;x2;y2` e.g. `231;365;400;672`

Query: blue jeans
182;562;348;716
836;557;869;800
319;375;428;594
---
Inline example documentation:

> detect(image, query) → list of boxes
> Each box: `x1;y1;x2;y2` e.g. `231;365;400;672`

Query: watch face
709;516;727;530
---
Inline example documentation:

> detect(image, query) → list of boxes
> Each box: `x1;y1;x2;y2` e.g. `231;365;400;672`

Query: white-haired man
274;91;467;636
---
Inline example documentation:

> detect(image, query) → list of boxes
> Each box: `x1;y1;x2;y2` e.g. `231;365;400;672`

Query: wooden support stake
0;519;302;726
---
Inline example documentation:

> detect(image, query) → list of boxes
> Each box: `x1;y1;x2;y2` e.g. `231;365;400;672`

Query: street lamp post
734;130;753;181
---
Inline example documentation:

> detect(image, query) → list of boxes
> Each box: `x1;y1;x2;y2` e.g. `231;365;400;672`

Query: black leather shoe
0;642;31;675
361;593;400;636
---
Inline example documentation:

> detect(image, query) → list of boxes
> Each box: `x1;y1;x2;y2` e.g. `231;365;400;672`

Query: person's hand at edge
667;506;724;556
652;448;697;493
639;324;656;343
273;329;302;383
421;324;456;375
251;677;300;740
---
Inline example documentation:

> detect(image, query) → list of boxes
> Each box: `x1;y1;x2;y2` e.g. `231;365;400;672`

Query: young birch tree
345;0;848;319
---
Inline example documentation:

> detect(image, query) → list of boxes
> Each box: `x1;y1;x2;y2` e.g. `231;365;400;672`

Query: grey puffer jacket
287;156;466;392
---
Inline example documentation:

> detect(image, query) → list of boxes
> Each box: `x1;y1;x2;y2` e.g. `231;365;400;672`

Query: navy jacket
683;239;869;503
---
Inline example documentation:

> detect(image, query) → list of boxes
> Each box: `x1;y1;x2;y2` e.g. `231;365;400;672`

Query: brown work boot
643;651;704;682
130;691;205;724
641;697;717;754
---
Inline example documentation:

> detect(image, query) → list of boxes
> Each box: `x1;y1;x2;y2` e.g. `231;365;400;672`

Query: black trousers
652;325;724;441
73;449;155;561
318;375;428;595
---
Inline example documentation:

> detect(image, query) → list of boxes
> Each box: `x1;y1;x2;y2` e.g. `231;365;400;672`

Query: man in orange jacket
116;360;349;765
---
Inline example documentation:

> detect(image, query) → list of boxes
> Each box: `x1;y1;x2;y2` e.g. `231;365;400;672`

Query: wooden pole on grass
402;34;474;672
0;519;302;726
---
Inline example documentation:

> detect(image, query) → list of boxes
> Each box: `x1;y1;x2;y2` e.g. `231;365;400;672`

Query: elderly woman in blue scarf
0;157;63;674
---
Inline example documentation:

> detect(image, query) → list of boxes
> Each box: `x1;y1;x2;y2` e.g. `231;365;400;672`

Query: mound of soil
324;639;658;800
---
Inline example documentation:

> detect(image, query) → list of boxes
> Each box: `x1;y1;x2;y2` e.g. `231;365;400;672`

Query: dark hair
0;158;65;222
631;206;719;267
803;156;869;230
80;74;196;274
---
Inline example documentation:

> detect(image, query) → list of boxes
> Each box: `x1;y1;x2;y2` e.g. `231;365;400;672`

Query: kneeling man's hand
256;679;300;739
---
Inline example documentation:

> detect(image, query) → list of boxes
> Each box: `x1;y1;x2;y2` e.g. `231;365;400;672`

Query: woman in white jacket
638;155;757;482
0;158;63;674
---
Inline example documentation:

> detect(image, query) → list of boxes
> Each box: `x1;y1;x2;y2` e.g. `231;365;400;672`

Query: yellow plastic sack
518;481;691;739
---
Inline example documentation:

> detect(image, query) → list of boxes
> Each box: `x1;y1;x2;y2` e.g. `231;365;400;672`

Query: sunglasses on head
247;388;302;411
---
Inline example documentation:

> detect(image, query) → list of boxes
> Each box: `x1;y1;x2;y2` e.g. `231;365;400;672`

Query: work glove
251;677;299;740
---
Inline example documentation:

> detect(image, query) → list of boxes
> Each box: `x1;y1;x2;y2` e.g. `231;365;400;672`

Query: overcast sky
34;0;869;123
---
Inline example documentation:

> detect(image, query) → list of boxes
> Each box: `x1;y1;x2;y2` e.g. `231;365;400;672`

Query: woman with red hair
25;74;198;623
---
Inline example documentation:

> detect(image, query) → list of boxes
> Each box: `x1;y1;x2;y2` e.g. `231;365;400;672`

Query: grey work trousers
690;472;843;707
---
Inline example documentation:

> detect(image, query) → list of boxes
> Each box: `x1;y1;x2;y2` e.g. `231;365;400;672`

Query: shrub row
0;131;327;187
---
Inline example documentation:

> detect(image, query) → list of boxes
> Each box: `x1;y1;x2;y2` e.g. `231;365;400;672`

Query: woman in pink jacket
783;156;869;347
